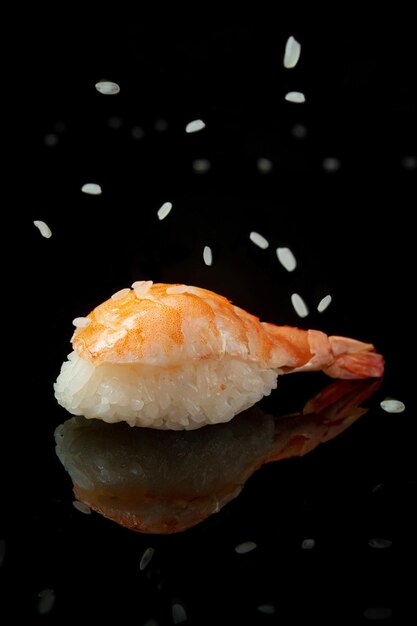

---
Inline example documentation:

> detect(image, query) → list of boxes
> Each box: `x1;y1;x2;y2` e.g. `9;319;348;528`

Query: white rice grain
166;285;190;295
132;280;153;298
368;538;392;549
363;607;393;620
72;500;91;514
285;91;306;103
283;36;301;69
185;119;205;133
301;538;315;550
317;294;332;313
291;293;309;318
81;183;102;195
203;246;213;266
192;158;211;173
256;157;273;173
72;317;91;328
380;398;405;414
44;133;59;147
111;288;131;301
171;602;187;624
131;126;144;139
234;541;257;554
292;123;308;138
249;231;269;249
276;247;297;272
140;547;155;571
157;202;173;220
323;157;341;172
33;220;52;239
37;589;56;615
257;604;276;615
95;80;120;95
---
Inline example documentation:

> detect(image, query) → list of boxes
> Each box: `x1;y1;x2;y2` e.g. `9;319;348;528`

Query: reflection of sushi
54;281;384;430
54;379;381;533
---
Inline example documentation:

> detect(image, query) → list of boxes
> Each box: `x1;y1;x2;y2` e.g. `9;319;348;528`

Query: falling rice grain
140;547;155;571
317;294;332;313
301;538;315;550
291;293;309;318
131;126;144;139
363;607;393;620
72;317;91;328
276;247;297;272
81;183;102;195
111;288;131;301
157;202;173;220
108;116;123;129
256;157;273;173
368;538;392;549
37;589;56;615
44;133;59;147
402;156;417;170
192;158;211;173
95;80;120;95
249;231;269;249
185;119;205;133
283;36;301;69
234;541;257;554
72;500;91;514
322;157;341;172
171;602;187;624
33;220;52;239
154;119;168;132
292;123;307;139
257;604;276;615
285;91;306;103
203;246;213;266
380;398;406;414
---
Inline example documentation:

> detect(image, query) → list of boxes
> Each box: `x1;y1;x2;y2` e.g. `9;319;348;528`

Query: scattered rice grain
276;247;297;272
363;607;393;620
131;126;144;139
192;158;211;173
185;119;205;133
132;280;153;298
157;202;173;220
323;157;341;172
72;317;91;328
171;602;187;624
301;538;315;549
37;589;56;615
95;80;120;95
256;157;273;173
234;541;257;554
140;547;155;571
72;500;91;514
317;294;332;312
33;220;52;239
283;36;301;68
44;133;59;147
111;288;131;301
166;285;190;295
292;123;307;138
285;91;306;103
203;246;213;266
368;538;392;549
380;398;405;413
291;293;309;318
249;231;269;249
108;115;123;129
154;119;168;132
257;603;276;615
81;183;102;195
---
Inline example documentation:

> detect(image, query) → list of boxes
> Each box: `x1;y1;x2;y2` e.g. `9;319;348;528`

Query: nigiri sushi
54;281;384;430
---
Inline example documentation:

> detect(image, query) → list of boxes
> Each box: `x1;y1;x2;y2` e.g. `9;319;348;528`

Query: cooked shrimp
54;281;384;429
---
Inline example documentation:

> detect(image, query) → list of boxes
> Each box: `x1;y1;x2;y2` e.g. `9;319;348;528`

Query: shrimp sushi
54;281;384;430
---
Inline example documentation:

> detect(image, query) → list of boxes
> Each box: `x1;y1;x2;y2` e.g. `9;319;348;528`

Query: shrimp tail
263;325;384;379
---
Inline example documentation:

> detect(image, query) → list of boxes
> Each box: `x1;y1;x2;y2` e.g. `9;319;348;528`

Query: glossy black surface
4;21;416;622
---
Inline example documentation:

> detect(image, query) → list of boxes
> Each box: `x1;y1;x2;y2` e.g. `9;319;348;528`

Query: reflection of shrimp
55;378;381;534
54;282;384;430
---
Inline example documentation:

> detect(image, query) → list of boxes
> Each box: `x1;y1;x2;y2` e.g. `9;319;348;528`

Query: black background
3;18;416;623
